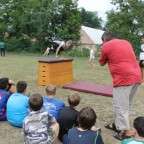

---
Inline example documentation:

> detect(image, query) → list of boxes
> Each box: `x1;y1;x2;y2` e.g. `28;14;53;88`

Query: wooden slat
37;58;73;86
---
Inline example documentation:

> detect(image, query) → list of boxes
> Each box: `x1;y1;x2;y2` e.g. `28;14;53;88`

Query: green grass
0;53;112;94
0;53;144;144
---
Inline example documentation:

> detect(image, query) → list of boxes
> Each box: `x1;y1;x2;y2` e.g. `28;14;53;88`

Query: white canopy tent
80;26;104;45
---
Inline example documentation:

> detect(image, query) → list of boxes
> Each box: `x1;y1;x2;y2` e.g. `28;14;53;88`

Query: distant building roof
80;26;104;45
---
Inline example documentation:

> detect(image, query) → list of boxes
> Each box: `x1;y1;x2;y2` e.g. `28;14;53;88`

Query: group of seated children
0;77;144;144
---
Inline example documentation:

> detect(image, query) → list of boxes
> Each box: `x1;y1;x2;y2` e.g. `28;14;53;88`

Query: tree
106;0;144;54
51;0;81;40
0;0;81;51
80;8;102;29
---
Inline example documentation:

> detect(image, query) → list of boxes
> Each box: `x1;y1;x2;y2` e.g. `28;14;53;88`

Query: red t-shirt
99;39;141;87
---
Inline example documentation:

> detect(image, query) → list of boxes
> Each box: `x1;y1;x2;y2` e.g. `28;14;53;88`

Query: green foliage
5;37;41;52
80;8;102;29
0;0;81;52
52;0;81;40
106;0;144;55
5;37;30;52
62;47;89;57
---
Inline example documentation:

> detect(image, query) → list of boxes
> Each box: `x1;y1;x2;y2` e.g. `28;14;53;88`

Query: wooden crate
37;57;73;86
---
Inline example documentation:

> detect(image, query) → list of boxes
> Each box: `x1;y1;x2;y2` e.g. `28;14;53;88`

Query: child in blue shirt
121;117;144;144
0;77;14;121
63;107;104;144
7;81;29;127
43;84;65;120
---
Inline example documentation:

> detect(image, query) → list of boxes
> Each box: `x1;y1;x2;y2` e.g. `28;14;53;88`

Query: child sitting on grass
43;84;65;120
23;93;59;144
63;107;104;144
0;77;14;121
7;81;29;127
58;93;80;141
121;117;144;144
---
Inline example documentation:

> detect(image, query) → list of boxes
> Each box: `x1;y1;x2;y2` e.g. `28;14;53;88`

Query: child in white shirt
89;47;96;67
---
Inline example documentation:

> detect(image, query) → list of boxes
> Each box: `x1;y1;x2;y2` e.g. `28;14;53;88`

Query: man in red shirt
99;32;141;140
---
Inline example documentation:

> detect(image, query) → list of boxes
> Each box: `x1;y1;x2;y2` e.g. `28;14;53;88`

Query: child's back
23;93;57;144
7;81;29;127
0;88;10;120
122;138;144;144
24;109;53;144
0;78;12;121
43;96;64;119
7;92;29;126
58;106;78;140
43;85;65;120
58;106;78;129
64;127;103;144
63;107;104;144
58;93;80;141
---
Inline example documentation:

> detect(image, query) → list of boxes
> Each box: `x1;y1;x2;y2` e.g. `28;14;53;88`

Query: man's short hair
0;77;9;89
102;31;115;42
29;93;43;111
16;81;27;93
68;93;80;107
134;117;144;137
78;107;97;130
45;84;56;95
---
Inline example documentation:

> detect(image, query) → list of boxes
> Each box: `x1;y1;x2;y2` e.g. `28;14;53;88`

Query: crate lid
38;57;73;63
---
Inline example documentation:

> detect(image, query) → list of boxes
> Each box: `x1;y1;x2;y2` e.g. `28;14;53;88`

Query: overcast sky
78;0;114;21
